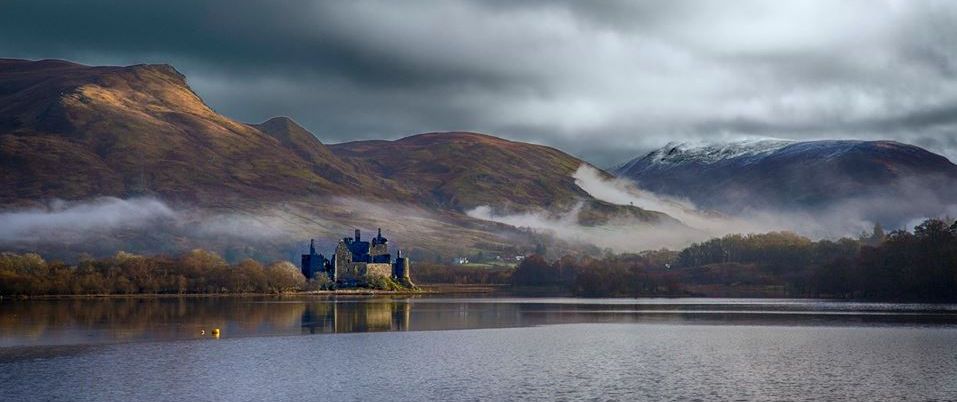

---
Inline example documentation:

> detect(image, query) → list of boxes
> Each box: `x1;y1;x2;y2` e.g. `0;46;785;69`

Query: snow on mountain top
649;139;796;164
611;139;798;174
613;138;906;175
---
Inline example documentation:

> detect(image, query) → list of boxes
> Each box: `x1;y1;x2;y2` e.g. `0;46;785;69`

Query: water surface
2;296;956;400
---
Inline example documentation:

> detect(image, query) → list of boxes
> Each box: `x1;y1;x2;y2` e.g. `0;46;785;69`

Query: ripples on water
2;297;956;401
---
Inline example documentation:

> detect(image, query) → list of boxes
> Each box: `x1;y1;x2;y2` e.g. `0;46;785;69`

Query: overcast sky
2;0;956;165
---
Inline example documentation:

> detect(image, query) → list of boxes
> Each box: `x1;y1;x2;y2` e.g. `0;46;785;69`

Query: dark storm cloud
0;0;520;87
1;0;956;166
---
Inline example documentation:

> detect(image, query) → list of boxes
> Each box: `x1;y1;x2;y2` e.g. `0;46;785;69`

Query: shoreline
0;284;508;300
3;285;953;303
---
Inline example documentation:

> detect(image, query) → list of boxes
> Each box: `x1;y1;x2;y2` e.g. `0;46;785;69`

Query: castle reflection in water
300;300;411;334
0;297;421;346
4;298;947;349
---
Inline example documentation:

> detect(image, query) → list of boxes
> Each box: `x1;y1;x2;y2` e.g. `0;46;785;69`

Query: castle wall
365;263;392;279
369;243;390;263
332;241;353;281
303;231;410;285
339;262;362;282
370;243;388;256
336;262;392;283
393;257;411;280
301;254;325;279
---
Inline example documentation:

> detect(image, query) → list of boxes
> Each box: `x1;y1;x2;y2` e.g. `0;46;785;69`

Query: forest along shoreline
2;218;956;302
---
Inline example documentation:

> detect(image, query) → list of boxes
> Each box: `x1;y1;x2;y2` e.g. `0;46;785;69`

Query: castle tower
393;248;412;282
301;238;324;279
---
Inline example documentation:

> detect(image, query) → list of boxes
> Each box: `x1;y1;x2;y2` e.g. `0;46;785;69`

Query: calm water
2;296;957;401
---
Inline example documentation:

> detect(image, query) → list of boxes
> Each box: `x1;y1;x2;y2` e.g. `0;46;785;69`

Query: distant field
455;262;517;269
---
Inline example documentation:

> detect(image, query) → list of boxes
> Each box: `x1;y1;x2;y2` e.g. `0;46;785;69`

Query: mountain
0;58;620;212
0;58;673;257
334;133;587;210
332;132;671;223
0;58;383;207
249;116;401;195
615;139;957;224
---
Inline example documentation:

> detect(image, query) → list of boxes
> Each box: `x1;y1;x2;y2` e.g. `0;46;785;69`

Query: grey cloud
1;0;956;166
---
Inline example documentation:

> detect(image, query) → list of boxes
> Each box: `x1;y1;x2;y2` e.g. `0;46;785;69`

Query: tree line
0;249;306;296
412;262;513;285
510;218;957;300
510;252;683;297
3;218;955;299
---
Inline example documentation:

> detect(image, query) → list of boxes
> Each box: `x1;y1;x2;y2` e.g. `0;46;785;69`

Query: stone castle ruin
301;228;411;286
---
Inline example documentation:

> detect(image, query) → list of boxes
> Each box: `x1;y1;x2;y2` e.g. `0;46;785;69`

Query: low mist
0;197;176;243
0;196;524;262
467;165;957;252
4;168;953;258
466;202;701;252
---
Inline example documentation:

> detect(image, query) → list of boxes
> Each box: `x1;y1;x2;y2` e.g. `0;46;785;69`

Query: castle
301;228;411;286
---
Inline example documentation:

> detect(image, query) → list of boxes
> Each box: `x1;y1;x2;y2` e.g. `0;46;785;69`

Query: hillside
0;58;674;258
0;58;379;207
331;132;671;224
334;133;584;210
615;139;957;225
0;59;663;216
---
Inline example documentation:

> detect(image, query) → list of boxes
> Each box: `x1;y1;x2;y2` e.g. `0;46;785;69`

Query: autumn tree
266;261;306;293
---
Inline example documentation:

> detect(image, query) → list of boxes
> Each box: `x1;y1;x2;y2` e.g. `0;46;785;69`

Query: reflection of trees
300;298;411;334
0;297;415;345
0;298;314;344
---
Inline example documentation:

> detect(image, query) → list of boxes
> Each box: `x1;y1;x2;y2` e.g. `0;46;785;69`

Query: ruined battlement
301;228;412;286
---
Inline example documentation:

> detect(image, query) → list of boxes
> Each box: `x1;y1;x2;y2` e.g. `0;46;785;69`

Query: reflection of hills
300;299;410;334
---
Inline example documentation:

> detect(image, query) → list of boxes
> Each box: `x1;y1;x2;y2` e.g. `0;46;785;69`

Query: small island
302;228;413;289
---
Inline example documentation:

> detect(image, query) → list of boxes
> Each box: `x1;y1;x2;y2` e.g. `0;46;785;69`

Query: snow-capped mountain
614;139;957;226
615;139;795;174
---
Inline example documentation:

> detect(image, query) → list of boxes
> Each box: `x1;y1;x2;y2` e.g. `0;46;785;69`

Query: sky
2;0;956;166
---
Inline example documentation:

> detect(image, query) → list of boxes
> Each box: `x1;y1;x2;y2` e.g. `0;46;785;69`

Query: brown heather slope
0;59;672;231
0;59;380;207
331;133;670;223
250;116;404;196
331;132;590;211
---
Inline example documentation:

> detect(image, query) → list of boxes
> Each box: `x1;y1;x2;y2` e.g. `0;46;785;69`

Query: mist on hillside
4;163;955;259
0;197;302;261
0;196;531;262
0;197;176;243
466;165;957;251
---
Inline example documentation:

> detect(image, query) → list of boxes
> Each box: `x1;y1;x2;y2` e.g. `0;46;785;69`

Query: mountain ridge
0;58;377;207
0;58;671;257
614;138;957;226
